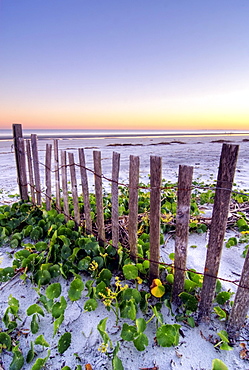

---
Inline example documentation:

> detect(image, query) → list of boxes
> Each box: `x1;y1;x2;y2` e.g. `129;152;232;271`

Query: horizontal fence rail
12;123;249;339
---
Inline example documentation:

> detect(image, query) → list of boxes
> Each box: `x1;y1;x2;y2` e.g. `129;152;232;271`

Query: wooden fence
12;123;249;338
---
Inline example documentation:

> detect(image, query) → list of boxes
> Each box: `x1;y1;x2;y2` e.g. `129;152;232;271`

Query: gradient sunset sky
1;1;249;131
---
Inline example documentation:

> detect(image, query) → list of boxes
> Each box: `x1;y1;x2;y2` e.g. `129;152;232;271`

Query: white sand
1;134;249;369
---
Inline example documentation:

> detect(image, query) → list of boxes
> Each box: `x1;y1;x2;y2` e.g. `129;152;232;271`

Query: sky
0;0;249;131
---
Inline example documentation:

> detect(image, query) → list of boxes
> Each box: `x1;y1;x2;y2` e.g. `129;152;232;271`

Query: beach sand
1;134;249;369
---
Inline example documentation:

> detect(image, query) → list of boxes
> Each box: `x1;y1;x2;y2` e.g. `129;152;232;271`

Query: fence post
45;144;52;211
149;156;162;282
198;143;239;321
78;148;92;234
26;140;35;204
54;140;61;211
68;152;80;226
227;248;249;338
93;151;105;246
61;151;70;221
12;124;28;201
112;152;120;249
128;155;139;262
31;134;41;206
172;165;193;304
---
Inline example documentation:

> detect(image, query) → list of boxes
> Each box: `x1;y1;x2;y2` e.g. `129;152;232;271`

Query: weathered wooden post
111;152;120;249
68;152;80;226
78;148;92;234
128;155;139;262
93;151;105;246
12;124;28;201
45;144;52;211
172;165;193;304
31;134;41;205
149;156;162;282
198;144;239;321
227;248;249;338
26;140;35;204
61;151;70;221
54;140;61;211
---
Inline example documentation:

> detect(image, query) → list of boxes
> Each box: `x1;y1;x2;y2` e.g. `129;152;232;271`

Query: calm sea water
1;129;249;141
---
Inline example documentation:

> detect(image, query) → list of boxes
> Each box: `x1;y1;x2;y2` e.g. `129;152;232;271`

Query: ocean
1;128;249;141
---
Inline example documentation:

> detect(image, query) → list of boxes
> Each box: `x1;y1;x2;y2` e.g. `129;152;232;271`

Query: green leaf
78;256;91;271
133;332;148;351
34;241;48;251
136;318;146;334
220;342;233;351
0;267;15;282
31;350;50;370
122;264;138;280
68;278;84;301
213;306;227;320
0;332;11;350
34;334;50;347
34;270;51;286
97;318;110;344
31;314;39;334
166;273;174;284
53;314;64;336
9;345;24;370
58;332;71;354
8;295;19;315
96;268;112;285
179;292;198;311
27;304;44;316
187;317;196;328
61;245;72;259
45;283;62;300
121;288;141;303
84;299;98;312
212;359;228;370
156;324;181;347
58;235;71;247
112;355;124;370
26;341;35;363
217;330;229;343
215;291;233;305
184;279;198;292
120;299;137;321
225;237;237;248
121;323;137;341
52;296;67;318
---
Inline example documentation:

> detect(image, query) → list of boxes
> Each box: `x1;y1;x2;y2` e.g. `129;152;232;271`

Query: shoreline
1;130;249;141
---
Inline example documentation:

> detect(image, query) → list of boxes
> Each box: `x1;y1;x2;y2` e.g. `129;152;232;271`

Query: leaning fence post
78;148;92;234
31;134;41;206
12;124;28;201
54;140;61;211
149;156;162;282
172;165;193;304
61;151;70;221
26;140;35;204
227;248;249;338
111;152;120;249
93;151;105;246
198;143;239;321
68;152;80;226
128;155;139;262
45;144;52;211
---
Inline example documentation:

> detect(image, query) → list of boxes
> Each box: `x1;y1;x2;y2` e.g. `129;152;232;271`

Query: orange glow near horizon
1;88;248;131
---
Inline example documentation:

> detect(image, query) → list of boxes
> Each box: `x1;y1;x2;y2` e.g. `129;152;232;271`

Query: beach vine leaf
58;332;72;354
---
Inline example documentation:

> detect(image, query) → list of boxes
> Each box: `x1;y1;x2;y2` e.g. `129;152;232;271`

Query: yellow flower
136;277;143;284
98;342;108;353
89;260;98;271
